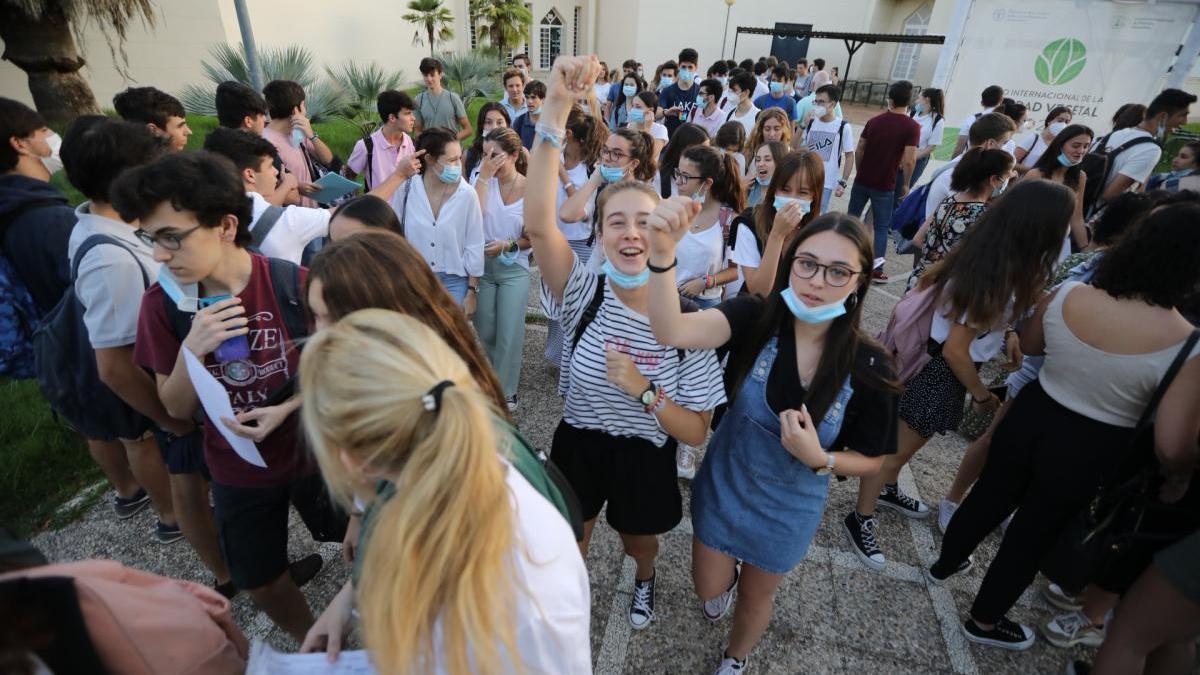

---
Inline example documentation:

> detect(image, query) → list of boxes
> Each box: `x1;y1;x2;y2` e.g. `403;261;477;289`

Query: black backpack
570;275;699;364
247;205;285;255
33;235;151;440
1081;133;1158;218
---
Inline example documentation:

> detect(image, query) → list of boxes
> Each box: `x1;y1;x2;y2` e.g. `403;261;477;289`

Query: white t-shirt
676;220;725;301
810;70;832;91
247;192;330;265
929;299;1014;362
393;177;485;278
1095;128;1163;191
731;222;762;271
804;117;856;190
924;156;961;221
958;107;997;137
1017;131;1050;168
67;204;160;349
556;162;593;242
476;177;530;269
650;122;669;144
752;78;770;101
726;105;760;136
915;112;946;151
540;256;727;446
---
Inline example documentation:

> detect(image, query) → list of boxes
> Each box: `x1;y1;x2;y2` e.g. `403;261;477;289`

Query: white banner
936;0;1198;131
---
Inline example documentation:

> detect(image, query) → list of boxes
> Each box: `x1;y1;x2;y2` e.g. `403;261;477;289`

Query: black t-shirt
658;81;701;136
717;295;899;457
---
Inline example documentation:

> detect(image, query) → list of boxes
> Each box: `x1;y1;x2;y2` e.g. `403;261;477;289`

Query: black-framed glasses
672;169;705;184
600;147;629;162
791;256;860;287
134;225;203;251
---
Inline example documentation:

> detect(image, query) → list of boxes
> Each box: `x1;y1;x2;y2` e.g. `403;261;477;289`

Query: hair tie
421;380;455;412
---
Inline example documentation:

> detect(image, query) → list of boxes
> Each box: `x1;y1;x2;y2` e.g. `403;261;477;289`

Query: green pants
473;256;530;397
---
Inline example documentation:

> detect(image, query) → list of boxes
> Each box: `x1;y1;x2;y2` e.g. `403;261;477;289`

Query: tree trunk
427;24;435;57
0;5;102;127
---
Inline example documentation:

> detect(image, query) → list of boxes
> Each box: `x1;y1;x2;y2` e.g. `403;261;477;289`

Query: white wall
0;1;228;111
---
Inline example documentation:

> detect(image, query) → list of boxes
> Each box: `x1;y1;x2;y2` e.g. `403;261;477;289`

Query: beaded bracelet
535;122;566;149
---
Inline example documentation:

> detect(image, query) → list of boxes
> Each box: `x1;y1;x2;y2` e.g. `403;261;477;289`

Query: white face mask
813;105;828;118
40;132;63;175
1047;121;1068;137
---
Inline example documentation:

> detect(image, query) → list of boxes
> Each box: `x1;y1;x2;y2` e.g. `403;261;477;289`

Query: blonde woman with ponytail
298;309;591;674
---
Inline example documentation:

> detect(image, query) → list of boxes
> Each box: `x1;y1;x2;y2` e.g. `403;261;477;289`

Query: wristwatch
639;382;659;408
814;451;836;476
837;178;848;188
308;132;320;141
467;284;480;294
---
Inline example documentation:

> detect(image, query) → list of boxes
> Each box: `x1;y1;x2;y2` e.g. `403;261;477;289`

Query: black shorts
549;420;681;536
152;427;209;479
212;473;348;590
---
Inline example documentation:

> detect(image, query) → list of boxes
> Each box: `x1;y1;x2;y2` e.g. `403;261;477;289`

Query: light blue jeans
436;272;468;304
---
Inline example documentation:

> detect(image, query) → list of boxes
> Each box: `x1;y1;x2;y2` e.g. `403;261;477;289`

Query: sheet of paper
246;641;376;674
308;172;361;204
182;347;267;468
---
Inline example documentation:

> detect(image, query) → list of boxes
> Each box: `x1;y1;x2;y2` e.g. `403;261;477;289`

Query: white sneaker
676;444;698;480
506;395;518;412
938;499;959;534
713;653;748;674
1043;610;1106;648
1040;580;1084;611
702;562;740;622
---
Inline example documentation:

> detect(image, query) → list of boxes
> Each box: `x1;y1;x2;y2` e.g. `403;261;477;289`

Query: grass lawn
9;98;495;537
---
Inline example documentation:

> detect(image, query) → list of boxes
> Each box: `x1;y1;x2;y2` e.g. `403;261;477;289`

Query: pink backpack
877;284;941;383
0;560;248;674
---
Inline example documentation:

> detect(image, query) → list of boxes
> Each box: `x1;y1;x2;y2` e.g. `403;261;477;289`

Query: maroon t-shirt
135;254;311;487
855;111;920;191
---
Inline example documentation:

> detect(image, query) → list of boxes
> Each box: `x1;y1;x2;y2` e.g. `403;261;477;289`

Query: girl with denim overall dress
645;205;900;675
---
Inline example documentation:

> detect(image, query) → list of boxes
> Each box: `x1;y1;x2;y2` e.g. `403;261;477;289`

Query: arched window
539;8;564;69
891;3;932;81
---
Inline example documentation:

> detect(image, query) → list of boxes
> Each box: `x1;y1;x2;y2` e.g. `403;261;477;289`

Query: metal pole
233;0;265;91
1167;12;1200;90
721;6;732;58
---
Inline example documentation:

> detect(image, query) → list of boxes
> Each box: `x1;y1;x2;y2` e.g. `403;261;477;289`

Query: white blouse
393;176;485;278
476;177;530;269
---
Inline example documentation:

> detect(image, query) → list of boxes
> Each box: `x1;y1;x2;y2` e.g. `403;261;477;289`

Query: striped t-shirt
541;257;727;447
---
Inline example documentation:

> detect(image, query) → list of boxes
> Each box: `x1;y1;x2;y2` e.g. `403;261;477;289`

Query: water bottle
199;295;251;363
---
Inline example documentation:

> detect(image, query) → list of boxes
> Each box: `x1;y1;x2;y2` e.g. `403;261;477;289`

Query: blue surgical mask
695;95;706;107
991;178;1009;198
678;70;695;85
601;258;649;289
1156;124;1167;141
599;164;626;183
622;84;637;97
756;175;770;187
781;286;848;324
290;128;305;148
692;187;707;206
770;82;785;95
773;196;812;214
659;76;674;89
913;103;925;114
498;247;520;266
628;108;646;123
1057;152;1081;167
717;76;729;88
438;162;462;184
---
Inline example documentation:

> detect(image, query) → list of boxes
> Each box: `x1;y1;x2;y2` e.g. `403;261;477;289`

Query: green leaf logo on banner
1035;38;1087;85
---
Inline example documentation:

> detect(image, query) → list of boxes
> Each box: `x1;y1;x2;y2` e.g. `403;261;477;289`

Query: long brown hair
566;103;608;169
482;127;527;175
306;230;509;416
725;213;898;419
745;107;792;157
754;150;824;245
920;179;1075;330
683;144;746;213
612;127;657;182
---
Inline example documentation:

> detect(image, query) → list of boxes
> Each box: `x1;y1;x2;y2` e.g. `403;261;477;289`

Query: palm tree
402;0;454;58
0;0;158;126
470;0;533;57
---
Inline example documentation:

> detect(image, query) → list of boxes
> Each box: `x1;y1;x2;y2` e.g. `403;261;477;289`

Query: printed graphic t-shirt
134;254;310;487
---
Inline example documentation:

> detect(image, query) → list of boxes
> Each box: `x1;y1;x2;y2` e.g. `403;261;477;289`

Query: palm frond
436;51;503;108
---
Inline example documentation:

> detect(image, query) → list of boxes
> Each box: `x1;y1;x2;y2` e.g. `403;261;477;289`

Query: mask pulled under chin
600;258;649;289
780;286;849;324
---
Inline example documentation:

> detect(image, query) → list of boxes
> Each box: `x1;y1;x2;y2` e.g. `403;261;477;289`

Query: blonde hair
300;309;516;675
745;107;792;158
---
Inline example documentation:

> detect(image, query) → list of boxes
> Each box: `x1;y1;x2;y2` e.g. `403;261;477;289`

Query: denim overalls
692;336;854;574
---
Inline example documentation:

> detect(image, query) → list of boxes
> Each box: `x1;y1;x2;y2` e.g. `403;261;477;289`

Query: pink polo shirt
261;127;317;207
346;129;416;190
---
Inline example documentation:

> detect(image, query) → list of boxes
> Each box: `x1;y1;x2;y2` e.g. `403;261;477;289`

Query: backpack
0;198;63;378
805;118;850;168
877;282;941;383
891;161;957;241
1081;133;1159;218
0;560;248;674
570;274;699;364
247;205;285;255
509;428;585;541
33;235;151;440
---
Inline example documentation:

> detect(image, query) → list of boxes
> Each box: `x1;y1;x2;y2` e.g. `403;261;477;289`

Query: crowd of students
0;44;1198;675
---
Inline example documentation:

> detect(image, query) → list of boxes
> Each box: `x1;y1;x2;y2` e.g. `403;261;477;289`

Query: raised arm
559;170;603;223
362;150;424;203
526;55;601;301
646;196;735;350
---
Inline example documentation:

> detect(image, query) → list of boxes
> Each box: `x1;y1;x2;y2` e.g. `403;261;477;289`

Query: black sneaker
288;553;324;588
963;617;1035;650
153;520;184;545
924;556;974;585
214;579;238;599
843;511;885;571
878;483;931;519
629;572;656;630
112;488;150;520
1064;660;1092;675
